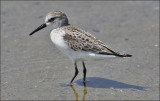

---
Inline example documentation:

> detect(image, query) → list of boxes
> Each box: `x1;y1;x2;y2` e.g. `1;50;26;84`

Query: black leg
70;61;79;84
82;61;87;83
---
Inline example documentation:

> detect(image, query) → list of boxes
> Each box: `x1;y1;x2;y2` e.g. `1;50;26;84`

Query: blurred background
1;1;159;100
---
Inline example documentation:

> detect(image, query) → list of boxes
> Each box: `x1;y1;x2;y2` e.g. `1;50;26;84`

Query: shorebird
29;11;132;85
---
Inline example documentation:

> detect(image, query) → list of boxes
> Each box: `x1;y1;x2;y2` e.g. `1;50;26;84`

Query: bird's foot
82;79;89;83
69;83;74;86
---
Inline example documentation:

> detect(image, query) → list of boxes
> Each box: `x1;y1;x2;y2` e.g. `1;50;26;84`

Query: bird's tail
98;52;132;57
115;54;132;57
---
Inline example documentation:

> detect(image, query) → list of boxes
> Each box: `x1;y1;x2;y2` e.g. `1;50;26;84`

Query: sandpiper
29;11;132;85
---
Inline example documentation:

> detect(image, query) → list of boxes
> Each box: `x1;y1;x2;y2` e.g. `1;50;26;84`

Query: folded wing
63;25;132;57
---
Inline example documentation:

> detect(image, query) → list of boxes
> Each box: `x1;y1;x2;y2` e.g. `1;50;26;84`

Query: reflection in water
70;85;79;101
70;83;87;101
82;84;87;101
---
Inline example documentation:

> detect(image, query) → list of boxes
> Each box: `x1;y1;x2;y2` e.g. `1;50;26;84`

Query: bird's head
29;11;69;36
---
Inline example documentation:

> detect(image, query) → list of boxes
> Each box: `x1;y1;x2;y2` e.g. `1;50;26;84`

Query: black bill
29;23;47;36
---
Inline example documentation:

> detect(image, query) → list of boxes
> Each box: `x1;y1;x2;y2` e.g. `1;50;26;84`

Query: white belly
50;29;76;61
50;29;66;49
50;29;116;62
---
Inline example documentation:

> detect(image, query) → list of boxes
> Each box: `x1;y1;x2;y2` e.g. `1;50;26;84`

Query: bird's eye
48;18;55;22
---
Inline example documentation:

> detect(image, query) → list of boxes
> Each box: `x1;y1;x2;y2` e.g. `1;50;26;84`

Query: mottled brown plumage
29;11;132;85
62;25;131;57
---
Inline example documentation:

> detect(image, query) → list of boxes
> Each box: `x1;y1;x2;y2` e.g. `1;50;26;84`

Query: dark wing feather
63;25;132;57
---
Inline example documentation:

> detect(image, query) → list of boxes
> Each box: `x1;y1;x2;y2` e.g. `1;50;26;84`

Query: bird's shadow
74;77;149;91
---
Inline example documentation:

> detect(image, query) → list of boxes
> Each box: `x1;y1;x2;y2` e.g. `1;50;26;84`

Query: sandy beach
1;1;159;100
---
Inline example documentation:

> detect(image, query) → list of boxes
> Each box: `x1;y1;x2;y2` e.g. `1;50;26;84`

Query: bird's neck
52;19;70;29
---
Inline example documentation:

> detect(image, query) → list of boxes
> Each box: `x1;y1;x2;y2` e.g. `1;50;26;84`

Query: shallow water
1;1;159;100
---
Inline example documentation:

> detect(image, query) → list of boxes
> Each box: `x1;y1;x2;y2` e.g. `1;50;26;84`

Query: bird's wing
63;25;131;57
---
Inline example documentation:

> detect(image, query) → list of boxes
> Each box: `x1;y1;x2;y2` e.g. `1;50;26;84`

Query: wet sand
1;1;159;100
